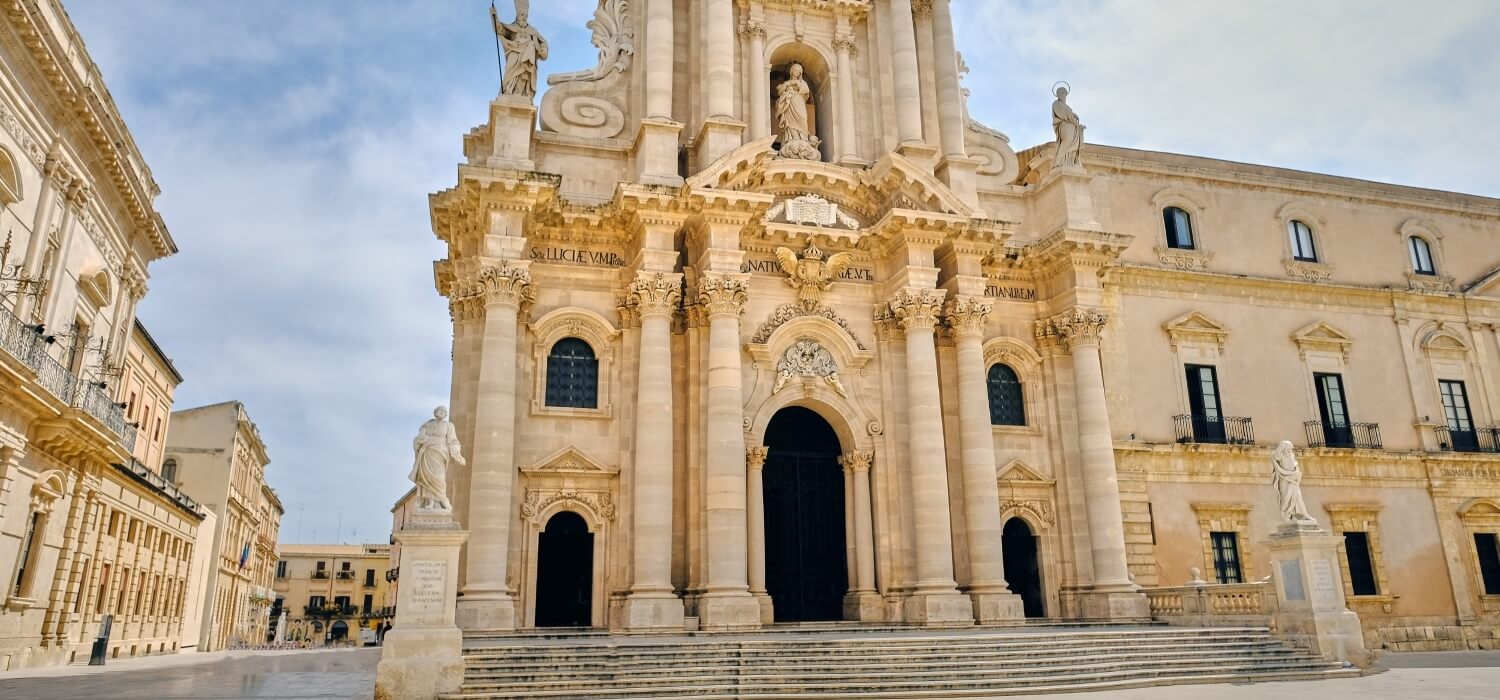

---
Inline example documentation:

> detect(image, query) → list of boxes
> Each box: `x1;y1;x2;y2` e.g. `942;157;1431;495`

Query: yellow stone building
272;543;392;644
0;0;211;670
422;0;1500;654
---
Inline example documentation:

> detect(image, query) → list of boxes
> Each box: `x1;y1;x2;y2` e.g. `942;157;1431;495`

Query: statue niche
774;61;822;161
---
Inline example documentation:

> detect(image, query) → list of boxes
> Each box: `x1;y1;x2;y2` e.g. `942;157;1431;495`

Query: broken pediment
1163;311;1229;353
522;446;617;475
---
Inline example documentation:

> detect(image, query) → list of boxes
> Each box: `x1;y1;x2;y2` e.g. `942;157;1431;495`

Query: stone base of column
936;155;980;209
697;592;763;631
1265;522;1370;666
752;591;775;625
1070;586;1150;622
455;592;516;631
619;591;686;632
375;627;464;700
902;590;975;626
968;589;1026;624
692;116;746;173
843;590;886;622
633;118;685;186
486;95;538;171
894;142;939;169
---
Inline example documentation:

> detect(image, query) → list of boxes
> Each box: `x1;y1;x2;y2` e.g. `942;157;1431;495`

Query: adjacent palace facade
429;0;1500;651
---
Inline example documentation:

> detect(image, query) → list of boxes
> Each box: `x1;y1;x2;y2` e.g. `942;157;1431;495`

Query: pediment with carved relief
521;446;617;475
996;458;1054;485
1163;311;1229;353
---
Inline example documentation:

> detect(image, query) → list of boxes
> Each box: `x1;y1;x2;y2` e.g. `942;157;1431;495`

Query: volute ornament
547;0;634;85
775;242;856;310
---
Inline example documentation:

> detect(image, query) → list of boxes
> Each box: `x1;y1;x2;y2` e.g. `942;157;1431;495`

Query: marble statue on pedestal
1271;440;1316;524
410;406;465;511
775;63;822;161
492;0;548;98
1051;84;1084;168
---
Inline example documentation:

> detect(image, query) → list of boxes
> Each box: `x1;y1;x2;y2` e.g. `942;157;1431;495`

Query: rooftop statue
1051;84;1085;168
492;0;548;98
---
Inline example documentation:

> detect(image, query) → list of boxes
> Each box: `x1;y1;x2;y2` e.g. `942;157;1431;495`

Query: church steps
442;626;1356;698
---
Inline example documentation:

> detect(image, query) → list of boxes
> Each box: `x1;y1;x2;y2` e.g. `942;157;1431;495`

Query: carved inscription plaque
1279;559;1306;602
1309;557;1339;608
406;560;447;615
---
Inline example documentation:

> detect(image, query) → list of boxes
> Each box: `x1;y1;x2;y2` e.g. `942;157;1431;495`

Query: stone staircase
442;624;1359;698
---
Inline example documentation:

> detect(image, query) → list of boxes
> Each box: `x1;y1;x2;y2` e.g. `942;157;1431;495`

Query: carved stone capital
746;446;769;472
832;33;858;56
628;272;683;319
697;274;748;318
475;263;534;311
944;296;993;338
448;293;485;324
739;20;767;41
838;450;873;474
1036;307;1109;350
887;288;947;332
911;0;934;19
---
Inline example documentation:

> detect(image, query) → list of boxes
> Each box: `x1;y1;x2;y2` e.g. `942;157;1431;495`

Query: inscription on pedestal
1279;559;1306;602
407;560;447;615
1309;557;1339;607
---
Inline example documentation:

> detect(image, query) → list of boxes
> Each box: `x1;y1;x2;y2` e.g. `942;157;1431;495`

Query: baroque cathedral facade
430;0;1500;649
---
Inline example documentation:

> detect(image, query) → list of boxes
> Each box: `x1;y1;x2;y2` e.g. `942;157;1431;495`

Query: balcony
335;571;356;580
1303;421;1383;450
303;603;358;618
1174;414;1255;445
311;571;330;580
385;567;398;582
0;304;136;452
1433;426;1500;454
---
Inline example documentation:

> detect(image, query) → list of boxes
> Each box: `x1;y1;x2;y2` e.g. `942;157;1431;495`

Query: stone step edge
461;625;1268;644
460;635;1288;657
460;629;1278;653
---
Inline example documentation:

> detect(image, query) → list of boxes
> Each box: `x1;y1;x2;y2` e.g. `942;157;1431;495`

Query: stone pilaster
746;446;773;623
888;287;972;624
620;272;687;631
695;274;761;629
1037;307;1148;620
947;297;1025;623
456;263;532;631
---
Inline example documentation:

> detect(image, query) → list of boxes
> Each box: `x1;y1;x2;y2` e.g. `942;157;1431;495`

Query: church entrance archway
1002;517;1045;618
763;406;847;622
534;510;594;627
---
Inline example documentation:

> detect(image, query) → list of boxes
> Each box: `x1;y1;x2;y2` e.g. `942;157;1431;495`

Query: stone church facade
429;0;1500;649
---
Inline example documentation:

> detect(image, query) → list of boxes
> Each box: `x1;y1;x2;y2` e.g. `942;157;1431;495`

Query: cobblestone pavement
0;647;378;700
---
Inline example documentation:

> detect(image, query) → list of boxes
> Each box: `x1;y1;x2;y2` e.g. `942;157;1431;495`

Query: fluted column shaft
834;34;859;162
746;447;769;595
887;0;925;145
644;0;674;118
948;298;1009;592
459;265;532;628
1047;309;1133;587
701;276;750;596
890;288;959;591
705;0;736;119
840;451;878;592
744;24;769;139
930;0;967;158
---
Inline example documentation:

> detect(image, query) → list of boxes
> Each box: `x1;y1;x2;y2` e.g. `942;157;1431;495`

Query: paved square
0;648;378;700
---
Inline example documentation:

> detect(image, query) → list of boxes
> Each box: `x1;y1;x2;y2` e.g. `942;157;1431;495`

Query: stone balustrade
1142;581;1276;627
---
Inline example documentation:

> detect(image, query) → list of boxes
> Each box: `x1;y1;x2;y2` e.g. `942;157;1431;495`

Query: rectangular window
1440;380;1478;451
276;561;288;579
1185;364;1226;443
1164;207;1195;250
1343;532;1379;596
364;569;375;587
11;511;44;597
1316;373;1352;446
116;567;131;613
108;511;121;537
1476;533;1500;596
309;595;325;609
96;564;111;614
1289;221;1317;262
1211;531;1242;584
334;595;350;611
362;594;373;615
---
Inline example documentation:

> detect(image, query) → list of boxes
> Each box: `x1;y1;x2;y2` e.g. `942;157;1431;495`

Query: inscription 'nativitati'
742;257;874;282
406;560;447;614
529;245;627;267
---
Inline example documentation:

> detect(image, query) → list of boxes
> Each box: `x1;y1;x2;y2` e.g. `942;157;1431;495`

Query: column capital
911;0;934;19
739;19;766;41
944;296;993;338
838;450;873;474
887;287;947;332
746;446;769;472
448;293;485;324
628;272;683;319
1036;306;1109;350
832;32;858;56
697;273;748;318
460;263;533;311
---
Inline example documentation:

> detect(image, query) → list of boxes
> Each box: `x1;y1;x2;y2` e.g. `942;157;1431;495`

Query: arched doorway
1002;518;1045;618
534;510;594;627
763;406;847;621
329;620;348;642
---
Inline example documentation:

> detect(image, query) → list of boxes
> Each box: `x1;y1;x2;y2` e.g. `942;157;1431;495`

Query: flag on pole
239;541;251;569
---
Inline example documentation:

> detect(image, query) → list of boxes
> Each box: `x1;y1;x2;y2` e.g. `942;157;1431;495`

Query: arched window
1289;220;1317;262
1409;236;1436;275
987;364;1026;426
544;338;599;409
161;459;178;483
1163;207;1195;250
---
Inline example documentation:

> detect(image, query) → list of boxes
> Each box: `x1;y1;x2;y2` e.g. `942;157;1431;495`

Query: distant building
165;402;282;650
272;543;392;644
385;487;419;619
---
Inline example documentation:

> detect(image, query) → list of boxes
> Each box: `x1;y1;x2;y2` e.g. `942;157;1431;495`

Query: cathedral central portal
762;407;849;622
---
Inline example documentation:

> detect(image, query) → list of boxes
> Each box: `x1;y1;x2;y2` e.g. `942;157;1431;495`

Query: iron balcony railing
385;568;398;582
303;604;359;618
1433;426;1500;454
311;571;330;580
1304;421;1383;450
336;571;356;580
0;303;136;452
1174;414;1255;445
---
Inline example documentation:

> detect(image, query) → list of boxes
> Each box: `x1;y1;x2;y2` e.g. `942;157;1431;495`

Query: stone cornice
1021;228;1132;273
757;0;872;19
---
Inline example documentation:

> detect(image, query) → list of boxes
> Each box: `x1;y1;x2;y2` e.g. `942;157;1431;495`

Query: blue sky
65;1;1499;544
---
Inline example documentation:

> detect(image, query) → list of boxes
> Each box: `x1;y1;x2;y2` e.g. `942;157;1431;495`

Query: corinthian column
930;0;967;160
833;32;860;163
620;272;686;630
457;263;532;631
946;297;1024;622
644;0;674;119
1038;308;1148;619
746;446;772;622
887;288;972;624
696;274;761;629
705;0;736;120
887;0;926;146
742;22;769;140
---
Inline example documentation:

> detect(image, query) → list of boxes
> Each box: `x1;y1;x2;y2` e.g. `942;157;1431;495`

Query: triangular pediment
996;459;1053;484
1163;311;1228;352
522;446;617;475
1463;264;1500;297
1293;321;1351;344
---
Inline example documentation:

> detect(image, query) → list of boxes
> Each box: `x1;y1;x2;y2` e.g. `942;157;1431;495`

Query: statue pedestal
633;117;684;187
374;513;469;700
1265;522;1369;666
692;116;746;173
936;155;981;210
486;95;537;171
